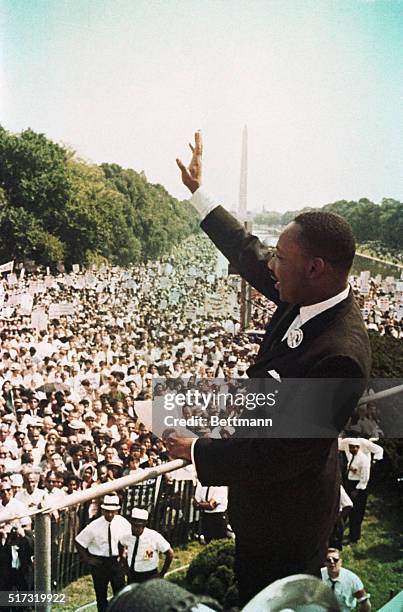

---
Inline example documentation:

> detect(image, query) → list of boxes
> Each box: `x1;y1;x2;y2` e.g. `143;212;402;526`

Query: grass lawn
54;482;401;611
340;482;402;610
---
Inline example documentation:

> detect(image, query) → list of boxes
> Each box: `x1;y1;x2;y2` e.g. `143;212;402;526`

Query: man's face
268;222;313;305
131;522;146;536
46;475;57;491
28;427;40;444
104;448;116;462
67;480;79;493
26;476;38;494
103;509;117;522
0;486;12;505
349;444;360;456
325;552;342;577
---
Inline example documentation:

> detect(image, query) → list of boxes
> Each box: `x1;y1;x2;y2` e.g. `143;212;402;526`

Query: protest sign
31;307;48;331
7;273;18;286
169;289;180;305
49;303;75;318
0;260;14;273
19;294;34;315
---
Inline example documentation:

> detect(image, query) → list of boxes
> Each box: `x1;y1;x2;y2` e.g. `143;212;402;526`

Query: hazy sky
1;0;402;212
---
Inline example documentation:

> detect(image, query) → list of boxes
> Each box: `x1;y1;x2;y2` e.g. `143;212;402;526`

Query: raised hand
176;131;203;194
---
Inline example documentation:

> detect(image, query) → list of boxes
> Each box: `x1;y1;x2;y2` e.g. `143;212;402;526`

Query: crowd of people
0;231;398;607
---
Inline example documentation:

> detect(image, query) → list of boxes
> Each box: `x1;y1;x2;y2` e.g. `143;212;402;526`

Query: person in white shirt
15;473;46;510
75;495;131;612
339;437;383;462
122;508;173;584
194;481;228;543
329;485;353;551
342;441;370;543
0;481;29;525
321;548;371;611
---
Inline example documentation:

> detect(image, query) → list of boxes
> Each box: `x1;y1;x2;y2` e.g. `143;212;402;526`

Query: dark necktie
205;487;210;502
346;455;355;479
330;579;337;591
130;536;140;571
108;523;112;556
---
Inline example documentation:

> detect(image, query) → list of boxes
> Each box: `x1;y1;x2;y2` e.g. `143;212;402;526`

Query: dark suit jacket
0;533;34;590
194;206;371;576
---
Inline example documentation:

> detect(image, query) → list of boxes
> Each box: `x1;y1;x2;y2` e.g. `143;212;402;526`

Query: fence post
35;512;52;612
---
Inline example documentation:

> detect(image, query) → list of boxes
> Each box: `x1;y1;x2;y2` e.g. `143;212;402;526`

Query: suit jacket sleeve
194;355;365;486
201;205;279;303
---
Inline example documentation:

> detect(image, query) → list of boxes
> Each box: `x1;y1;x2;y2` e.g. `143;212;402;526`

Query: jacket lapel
257;303;300;357
255;293;353;365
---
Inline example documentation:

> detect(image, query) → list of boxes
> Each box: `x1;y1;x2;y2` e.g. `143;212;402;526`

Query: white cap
130;508;148;522
10;474;24;487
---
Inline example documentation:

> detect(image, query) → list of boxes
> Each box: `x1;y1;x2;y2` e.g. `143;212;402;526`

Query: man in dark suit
0;521;34;611
168;132;371;605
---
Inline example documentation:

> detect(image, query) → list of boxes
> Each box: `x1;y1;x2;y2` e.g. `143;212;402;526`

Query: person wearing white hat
75;494;131;612
121;508;173;584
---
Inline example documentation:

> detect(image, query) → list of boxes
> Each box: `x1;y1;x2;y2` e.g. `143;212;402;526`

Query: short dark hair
294;211;355;273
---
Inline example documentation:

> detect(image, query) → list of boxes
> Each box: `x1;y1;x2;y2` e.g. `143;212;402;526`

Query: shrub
186;539;238;606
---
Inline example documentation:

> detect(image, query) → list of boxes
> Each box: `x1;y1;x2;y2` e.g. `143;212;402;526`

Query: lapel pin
287;328;303;349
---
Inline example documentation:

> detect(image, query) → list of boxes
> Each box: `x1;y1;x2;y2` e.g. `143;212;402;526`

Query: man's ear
308;257;326;279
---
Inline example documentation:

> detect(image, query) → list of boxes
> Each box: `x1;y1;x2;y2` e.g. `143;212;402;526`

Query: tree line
0;126;199;268
254;197;402;251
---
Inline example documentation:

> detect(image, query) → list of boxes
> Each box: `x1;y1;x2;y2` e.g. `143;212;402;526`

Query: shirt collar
299;286;350;327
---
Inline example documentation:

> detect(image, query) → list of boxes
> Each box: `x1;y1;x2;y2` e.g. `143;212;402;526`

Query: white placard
0;306;14;319
31;307;48;331
72;264;80;274
169;289;180;305
7;273;18;286
0;260;14;273
184;307;197;321
48;303;75;318
19;294;34;315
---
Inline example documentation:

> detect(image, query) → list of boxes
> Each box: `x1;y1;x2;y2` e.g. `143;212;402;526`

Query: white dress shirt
339;437;383;461
344;450;370;490
321;567;367;612
16;487;46;509
194;483;228;513
75;515;131;556
282;286;350;341
121;527;170;572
